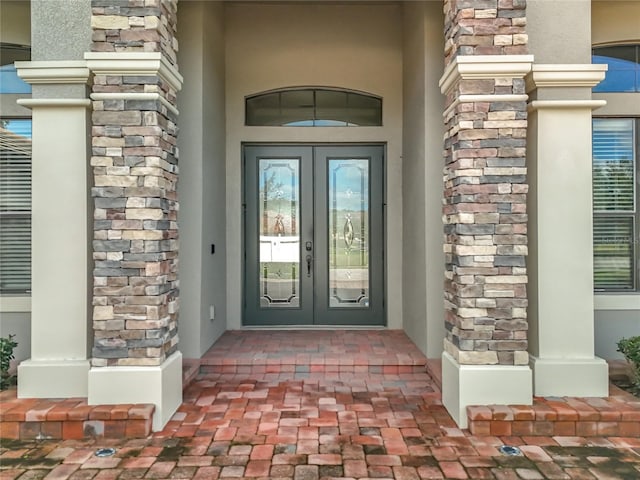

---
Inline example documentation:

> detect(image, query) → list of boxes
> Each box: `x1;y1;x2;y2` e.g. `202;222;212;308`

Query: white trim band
17;99;92;109
84;52;183;92
439;55;535;95
15;61;91;85
526;64;608;92
528;100;607;111
594;294;640;311
91;92;180;116
0;296;31;313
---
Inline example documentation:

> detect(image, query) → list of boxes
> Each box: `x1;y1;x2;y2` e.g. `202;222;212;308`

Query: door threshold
239;325;387;330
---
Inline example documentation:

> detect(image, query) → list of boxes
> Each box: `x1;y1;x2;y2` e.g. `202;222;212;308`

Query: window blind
0;121;32;294
592;118;637;291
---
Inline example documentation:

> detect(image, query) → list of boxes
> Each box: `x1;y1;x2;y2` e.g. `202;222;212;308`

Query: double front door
243;145;385;325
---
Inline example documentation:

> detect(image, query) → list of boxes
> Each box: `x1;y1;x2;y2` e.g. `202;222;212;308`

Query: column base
88;352;182;431
530;355;609;397
18;359;90;398
442;351;532;428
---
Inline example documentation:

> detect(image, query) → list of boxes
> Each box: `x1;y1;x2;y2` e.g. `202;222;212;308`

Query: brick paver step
467;383;640;437
198;330;429;376
0;389;154;441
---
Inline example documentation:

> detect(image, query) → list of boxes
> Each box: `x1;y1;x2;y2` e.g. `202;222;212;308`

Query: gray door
243;145;385;325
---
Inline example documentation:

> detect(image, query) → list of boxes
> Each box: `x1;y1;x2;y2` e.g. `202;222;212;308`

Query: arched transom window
592;44;640;93
245;88;382;127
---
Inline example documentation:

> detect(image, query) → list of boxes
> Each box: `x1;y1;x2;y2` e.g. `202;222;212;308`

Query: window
592;118;639;291
246;88;382;126
0;119;32;294
0;44;31;94
592;45;640;93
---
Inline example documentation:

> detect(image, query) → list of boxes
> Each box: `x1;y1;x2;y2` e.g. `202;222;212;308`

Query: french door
243;145;385;325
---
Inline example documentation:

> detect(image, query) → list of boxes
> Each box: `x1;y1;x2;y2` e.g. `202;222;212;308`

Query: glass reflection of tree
331;161;368;305
259;160;299;305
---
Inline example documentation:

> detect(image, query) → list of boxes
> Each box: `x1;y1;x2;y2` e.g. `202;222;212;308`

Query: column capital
525;64;607;92
15;61;90;85
440;55;535;94
84;52;183;92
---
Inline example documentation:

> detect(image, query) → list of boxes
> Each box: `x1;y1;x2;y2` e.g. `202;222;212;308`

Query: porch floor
2;330;640;479
199;329;430;378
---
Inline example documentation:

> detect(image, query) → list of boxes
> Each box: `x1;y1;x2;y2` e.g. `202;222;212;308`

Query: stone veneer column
526;65;609;397
439;0;534;427
85;0;183;430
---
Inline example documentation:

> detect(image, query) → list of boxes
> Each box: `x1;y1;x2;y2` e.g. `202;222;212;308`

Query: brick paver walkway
2;331;639;479
2;374;640;479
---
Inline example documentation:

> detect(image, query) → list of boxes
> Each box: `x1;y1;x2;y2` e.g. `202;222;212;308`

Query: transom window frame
592;43;640;93
245;87;383;127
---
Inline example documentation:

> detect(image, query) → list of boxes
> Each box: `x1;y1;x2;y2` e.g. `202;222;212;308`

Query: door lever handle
306;254;312;277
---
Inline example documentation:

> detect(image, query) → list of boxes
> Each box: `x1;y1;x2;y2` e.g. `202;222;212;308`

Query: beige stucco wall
592;1;640;45
177;1;227;358
0;0;30;46
401;1;445;357
528;0;592;64
224;2;404;328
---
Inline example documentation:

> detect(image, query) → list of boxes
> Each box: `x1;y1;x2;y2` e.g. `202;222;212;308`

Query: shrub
617;336;640;394
0;334;18;390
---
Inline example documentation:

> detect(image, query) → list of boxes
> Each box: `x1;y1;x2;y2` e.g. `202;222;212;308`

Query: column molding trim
17;98;92;109
525;64;607;92
15;61;90;85
84;52;183;92
439;55;535;94
528;100;607;111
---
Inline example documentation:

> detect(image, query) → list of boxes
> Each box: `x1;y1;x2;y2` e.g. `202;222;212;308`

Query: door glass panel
328;159;370;307
259;159;300;307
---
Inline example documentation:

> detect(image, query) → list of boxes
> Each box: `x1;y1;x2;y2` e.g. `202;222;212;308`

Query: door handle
306;254;312;277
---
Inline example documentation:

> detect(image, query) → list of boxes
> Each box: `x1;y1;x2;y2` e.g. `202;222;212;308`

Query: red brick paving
2;330;640;479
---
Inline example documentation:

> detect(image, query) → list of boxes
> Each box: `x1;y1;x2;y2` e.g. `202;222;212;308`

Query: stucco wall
177;1;227;358
0;0;30;46
224;2;404;328
528;0;591;64
31;0;90;62
592;1;640;46
401;1;445;357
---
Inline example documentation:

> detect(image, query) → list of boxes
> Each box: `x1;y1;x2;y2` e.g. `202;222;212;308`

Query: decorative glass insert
246;88;382;126
259;158;300;307
592;45;640;93
328;159;370;307
0;119;32;293
0;44;31;94
592;118;638;291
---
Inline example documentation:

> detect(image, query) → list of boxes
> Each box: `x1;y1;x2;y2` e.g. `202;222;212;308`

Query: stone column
85;0;183;430
439;0;533;427
526;65;609;397
15;64;92;398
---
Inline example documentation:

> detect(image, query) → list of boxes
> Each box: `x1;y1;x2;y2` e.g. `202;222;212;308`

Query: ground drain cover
95;448;116;457
499;445;522;456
